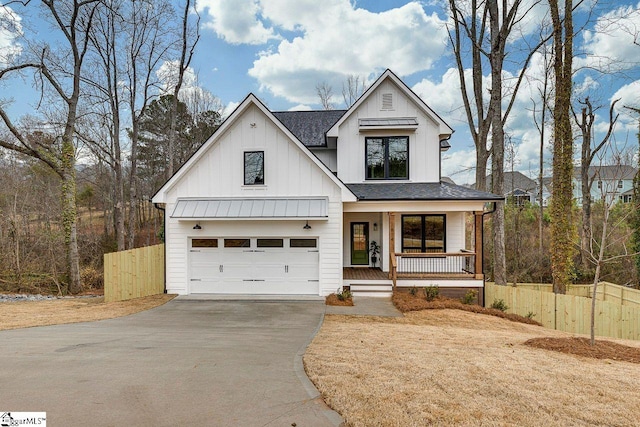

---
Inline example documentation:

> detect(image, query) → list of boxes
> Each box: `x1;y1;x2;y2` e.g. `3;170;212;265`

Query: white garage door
189;237;319;294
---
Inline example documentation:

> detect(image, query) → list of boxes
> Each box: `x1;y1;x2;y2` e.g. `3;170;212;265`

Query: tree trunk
549;0;574;295
128;120;139;250
488;0;506;286
61;138;82;294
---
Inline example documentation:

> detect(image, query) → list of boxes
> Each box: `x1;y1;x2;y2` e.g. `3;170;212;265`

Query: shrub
423;285;439;301
337;289;352;301
460;289;478;305
525;311;536;319
81;265;104;289
491;299;509;312
409;286;418;296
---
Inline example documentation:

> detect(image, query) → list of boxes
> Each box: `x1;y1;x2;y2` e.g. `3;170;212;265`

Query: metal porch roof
171;198;328;219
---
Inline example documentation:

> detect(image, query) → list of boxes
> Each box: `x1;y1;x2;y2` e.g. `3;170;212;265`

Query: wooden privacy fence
104;244;165;302
485;282;640;341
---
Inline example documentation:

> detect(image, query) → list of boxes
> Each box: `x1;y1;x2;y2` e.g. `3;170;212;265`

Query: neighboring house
474;171;549;206
152;69;502;302
573;165;637;206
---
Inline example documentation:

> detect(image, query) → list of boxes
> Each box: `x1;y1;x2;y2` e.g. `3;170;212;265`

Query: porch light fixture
303;221;312;230
193;223;202;230
373;222;378;231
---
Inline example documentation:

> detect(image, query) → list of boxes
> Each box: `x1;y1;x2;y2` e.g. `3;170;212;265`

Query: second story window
365;136;408;179
244;151;264;185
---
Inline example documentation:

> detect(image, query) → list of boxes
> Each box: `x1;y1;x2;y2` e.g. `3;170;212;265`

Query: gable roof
498;171;538;194
345;182;503;201
574;165;637;181
273;110;346;147
326;69;454;139
151;94;357;203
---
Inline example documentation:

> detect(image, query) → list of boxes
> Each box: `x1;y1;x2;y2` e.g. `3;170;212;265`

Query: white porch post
382;211;390;272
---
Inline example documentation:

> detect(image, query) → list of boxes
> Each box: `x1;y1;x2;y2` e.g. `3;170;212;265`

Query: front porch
342;208;487;301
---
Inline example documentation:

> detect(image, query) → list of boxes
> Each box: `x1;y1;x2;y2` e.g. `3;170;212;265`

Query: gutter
481;202;498;307
153;201;167;294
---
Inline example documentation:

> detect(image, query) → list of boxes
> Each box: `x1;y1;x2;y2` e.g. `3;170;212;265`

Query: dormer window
365;136;408;179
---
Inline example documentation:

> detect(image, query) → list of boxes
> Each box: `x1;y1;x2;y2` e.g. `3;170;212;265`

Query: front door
351;222;369;265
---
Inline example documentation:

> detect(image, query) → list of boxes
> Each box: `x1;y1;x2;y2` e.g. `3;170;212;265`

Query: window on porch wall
401;215;445;253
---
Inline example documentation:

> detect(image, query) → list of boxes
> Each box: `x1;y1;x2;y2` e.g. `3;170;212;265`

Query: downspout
153;201;167;294
481;202;497;307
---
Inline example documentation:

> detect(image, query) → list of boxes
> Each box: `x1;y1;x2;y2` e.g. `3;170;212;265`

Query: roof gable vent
381;93;393;110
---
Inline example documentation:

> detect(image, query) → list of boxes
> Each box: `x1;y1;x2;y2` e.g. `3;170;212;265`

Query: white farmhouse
152;70;502;304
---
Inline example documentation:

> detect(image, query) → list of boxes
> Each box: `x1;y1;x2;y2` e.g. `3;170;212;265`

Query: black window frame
244;151;264;185
401;214;446;253
365;136;409;180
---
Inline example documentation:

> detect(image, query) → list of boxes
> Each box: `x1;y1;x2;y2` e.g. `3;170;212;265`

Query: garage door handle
190;250;200;252
308;279;319;282
219;265;223;273
190;279;201;281
285;265;289;273
308;250;319;252
254;279;265;282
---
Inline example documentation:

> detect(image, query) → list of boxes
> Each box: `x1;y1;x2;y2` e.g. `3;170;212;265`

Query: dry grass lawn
0;294;175;331
304;309;640;427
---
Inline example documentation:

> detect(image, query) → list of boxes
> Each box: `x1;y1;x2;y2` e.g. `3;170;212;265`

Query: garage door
189;237;319;294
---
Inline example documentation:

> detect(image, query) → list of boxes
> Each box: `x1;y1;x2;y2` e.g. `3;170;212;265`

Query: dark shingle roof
345;182;503;201
273;110;346;147
574;165;637;181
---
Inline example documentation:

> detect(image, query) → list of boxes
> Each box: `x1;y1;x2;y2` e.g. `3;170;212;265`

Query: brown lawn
304;309;640;427
0;294;175;330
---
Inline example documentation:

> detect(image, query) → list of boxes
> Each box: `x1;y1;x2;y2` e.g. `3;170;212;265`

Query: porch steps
347;283;393;297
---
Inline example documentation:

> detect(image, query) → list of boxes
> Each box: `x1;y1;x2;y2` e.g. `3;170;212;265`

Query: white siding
310;148;337;172
336;80;441;183
162;104;344;296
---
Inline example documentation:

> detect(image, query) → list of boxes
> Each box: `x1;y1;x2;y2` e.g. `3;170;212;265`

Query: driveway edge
294;310;345;427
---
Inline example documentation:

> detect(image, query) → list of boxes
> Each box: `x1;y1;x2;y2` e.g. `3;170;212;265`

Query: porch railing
395;250;476;276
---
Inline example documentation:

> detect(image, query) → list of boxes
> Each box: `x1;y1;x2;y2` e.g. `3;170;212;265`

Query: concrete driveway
0;300;342;426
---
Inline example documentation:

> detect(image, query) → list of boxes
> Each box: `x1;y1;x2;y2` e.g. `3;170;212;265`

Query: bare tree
448;0;546;286
166;0;200;178
572;97;620;270
530;43;553;252
342;74;366;108
125;0;175;249
549;0;575;294
585;150;640;345
0;0;101;294
316;81;334;110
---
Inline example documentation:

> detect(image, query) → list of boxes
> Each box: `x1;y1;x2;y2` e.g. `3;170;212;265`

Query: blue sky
2;0;640;184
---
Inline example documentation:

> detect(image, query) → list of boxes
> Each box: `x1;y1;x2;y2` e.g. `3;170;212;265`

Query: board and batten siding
162;103;344;295
336;79;441;183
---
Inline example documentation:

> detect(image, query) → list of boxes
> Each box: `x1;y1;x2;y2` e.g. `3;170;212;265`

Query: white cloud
223;101;241;118
0;6;23;67
245;0;448;104
287;104;311;111
581;2;640;72
156;61;223;115
197;0;278;45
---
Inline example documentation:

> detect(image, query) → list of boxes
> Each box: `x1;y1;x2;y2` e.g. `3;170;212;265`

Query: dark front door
351;222;369;265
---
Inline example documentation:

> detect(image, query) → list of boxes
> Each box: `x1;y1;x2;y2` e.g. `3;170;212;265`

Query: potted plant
369;240;380;268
